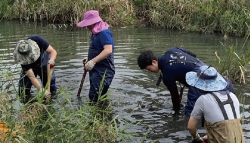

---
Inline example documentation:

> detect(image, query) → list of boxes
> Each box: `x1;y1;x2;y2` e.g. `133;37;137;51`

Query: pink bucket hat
77;10;103;27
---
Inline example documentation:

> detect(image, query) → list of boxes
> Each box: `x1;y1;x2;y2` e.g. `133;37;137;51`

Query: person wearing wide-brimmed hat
186;66;244;143
13;35;57;103
77;10;115;104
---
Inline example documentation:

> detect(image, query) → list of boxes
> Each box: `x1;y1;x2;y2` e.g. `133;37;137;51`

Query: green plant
0;66;136;142
213;45;250;84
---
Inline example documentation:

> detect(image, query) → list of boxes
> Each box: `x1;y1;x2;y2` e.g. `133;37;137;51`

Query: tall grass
212;44;250;84
144;0;250;36
0;0;136;26
0;92;132;142
1;0;250;36
0;65;136;142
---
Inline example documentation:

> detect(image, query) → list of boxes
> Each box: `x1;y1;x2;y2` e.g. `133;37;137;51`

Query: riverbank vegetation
0;92;134;142
0;0;250;36
0;63;136;142
212;44;250;84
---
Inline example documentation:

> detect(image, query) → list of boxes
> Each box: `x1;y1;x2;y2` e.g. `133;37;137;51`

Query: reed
0;68;136;142
212;44;250;84
144;0;250;36
1;0;250;36
1;0;135;26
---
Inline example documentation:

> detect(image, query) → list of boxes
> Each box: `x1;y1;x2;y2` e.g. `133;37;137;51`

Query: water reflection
0;21;249;142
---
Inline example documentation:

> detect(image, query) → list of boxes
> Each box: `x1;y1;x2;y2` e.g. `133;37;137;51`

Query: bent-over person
13;35;57;103
186;66;244;143
137;47;235;116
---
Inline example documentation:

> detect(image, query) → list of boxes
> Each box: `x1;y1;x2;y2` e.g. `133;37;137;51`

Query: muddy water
0;21;249;142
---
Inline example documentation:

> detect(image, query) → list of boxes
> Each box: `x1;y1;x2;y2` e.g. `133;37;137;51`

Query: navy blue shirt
88;29;115;73
21;36;49;71
158;47;206;111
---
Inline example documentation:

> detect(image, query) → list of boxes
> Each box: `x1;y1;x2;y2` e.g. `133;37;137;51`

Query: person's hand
39;88;51;98
192;138;204;143
192;134;205;143
85;60;95;71
48;60;55;69
201;135;208;143
44;90;51;99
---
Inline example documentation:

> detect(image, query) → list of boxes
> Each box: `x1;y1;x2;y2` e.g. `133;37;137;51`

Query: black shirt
21;36;49;71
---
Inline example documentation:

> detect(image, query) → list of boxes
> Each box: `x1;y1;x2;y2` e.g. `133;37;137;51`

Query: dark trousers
88;70;114;103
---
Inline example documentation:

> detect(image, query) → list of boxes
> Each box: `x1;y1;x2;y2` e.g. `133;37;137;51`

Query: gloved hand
85;60;95;71
44;90;51;100
201;135;208;143
48;60;55;69
39;88;51;99
192;134;205;143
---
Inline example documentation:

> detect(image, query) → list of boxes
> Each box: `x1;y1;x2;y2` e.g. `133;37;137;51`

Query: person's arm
164;79;180;112
169;87;180;112
188;116;204;142
85;44;112;71
46;45;57;61
91;44;112;63
187;96;204;142
85;31;114;71
188;116;199;137
25;69;42;89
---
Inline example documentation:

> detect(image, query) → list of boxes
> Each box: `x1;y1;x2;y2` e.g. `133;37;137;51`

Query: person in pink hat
77;10;115;106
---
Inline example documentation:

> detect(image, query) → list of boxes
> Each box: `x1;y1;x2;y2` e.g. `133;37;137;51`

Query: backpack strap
165;51;198;65
156;73;162;86
156;51;197;86
210;92;237;120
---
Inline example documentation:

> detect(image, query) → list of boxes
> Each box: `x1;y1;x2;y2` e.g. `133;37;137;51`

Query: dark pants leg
88;71;114;103
185;87;202;116
224;77;235;93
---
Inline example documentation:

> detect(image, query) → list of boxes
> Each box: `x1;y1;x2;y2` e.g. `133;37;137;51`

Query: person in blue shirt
77;10;115;105
137;47;235;115
13;35;57;103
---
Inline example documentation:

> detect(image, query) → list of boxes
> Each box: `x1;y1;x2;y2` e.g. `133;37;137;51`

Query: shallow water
0;21;250;142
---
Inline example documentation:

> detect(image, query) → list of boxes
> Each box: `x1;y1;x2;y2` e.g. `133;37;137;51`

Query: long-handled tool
178;82;185;101
77;59;87;97
45;63;53;101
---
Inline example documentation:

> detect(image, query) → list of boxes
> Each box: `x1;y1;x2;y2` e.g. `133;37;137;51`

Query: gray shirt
191;92;240;124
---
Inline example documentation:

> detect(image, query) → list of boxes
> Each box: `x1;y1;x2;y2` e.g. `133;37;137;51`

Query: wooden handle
47;64;53;92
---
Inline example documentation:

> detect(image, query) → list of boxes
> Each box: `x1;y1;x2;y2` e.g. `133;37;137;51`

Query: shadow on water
0;21;250;142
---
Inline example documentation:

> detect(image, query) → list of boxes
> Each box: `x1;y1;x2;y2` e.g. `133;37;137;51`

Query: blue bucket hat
185;66;227;91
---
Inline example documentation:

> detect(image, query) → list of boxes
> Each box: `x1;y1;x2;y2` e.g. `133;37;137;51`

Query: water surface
0;21;249;143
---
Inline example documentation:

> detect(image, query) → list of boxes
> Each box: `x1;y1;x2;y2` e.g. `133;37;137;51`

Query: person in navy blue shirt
137;47;235;115
13;35;57;103
77;10;115;105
